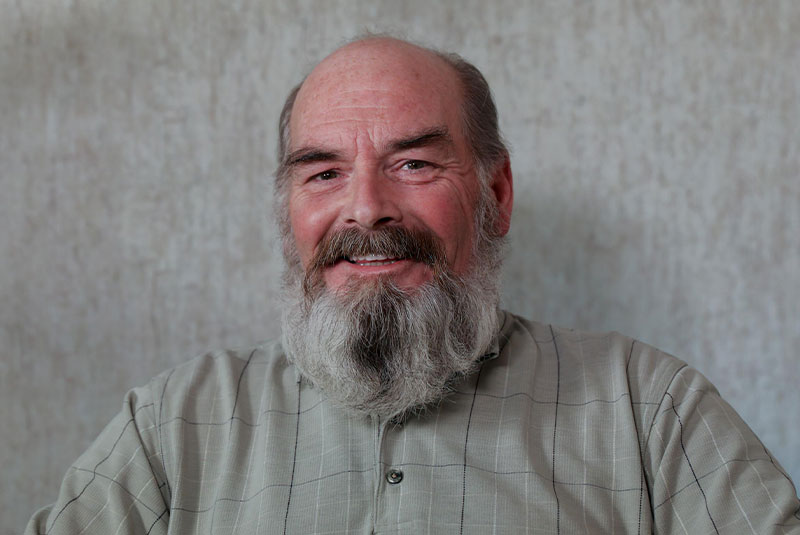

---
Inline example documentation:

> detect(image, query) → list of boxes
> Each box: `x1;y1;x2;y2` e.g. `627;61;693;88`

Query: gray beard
281;267;500;419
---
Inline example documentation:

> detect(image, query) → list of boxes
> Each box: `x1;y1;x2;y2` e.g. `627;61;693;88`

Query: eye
402;160;429;171
311;169;339;181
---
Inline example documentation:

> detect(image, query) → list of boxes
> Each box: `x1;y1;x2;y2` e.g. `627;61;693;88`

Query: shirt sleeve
644;364;800;534
24;385;171;535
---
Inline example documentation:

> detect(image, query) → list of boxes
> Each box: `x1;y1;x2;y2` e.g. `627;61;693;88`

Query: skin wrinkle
289;153;478;292
286;127;455;178
278;37;512;418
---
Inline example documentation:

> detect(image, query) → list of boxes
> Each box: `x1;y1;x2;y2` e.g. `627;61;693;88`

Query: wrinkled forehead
289;41;464;149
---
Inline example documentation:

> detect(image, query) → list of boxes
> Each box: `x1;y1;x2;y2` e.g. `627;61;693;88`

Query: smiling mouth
345;254;403;266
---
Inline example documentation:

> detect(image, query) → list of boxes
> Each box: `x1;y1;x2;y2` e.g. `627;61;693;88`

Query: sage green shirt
26;312;800;534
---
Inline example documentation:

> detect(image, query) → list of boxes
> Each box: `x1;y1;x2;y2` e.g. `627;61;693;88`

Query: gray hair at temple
274;38;508;192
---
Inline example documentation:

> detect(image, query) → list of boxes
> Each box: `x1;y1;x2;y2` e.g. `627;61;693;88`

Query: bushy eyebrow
284;148;343;170
385;126;453;153
283;126;453;173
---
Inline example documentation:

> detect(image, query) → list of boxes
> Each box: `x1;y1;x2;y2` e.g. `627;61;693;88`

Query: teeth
348;254;400;266
351;254;390;262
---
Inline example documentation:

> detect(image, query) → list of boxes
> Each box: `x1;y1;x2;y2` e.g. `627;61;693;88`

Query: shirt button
386;468;403;484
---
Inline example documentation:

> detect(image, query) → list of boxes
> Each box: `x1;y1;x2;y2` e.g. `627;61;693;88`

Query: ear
489;154;513;236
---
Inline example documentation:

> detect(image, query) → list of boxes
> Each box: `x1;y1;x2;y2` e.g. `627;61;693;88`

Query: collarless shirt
26;311;800;534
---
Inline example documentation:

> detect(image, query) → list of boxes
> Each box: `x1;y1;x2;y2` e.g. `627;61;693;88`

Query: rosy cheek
288;206;316;264
289;196;339;267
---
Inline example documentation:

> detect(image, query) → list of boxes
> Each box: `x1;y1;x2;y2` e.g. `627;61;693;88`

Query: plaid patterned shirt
26;311;800;534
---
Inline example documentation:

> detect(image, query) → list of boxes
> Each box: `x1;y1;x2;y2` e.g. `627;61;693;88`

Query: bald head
289;38;465;172
294;38;460;119
276;37;507;188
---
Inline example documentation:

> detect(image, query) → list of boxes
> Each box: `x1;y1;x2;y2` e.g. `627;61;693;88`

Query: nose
342;169;402;229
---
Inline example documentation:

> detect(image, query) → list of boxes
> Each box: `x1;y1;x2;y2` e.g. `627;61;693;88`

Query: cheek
288;197;330;265
443;216;476;267
414;195;476;267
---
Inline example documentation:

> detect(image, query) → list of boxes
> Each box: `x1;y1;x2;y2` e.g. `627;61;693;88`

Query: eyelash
307;160;432;183
402;160;429;171
311;170;339;181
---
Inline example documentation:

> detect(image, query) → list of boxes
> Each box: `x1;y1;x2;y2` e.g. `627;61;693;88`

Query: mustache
304;226;447;294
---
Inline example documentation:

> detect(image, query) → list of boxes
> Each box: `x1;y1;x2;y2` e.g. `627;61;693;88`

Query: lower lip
324;258;434;290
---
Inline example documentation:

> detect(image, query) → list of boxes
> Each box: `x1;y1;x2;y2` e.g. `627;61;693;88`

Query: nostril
344;176;403;228
373;216;395;227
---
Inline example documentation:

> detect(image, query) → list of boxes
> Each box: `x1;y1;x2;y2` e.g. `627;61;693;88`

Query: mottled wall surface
2;1;798;531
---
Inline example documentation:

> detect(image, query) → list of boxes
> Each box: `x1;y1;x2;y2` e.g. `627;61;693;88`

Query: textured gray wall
2;1;798;531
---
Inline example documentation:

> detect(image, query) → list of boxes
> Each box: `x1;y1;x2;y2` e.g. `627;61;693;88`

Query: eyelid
399;158;437;170
404;160;427;169
314;169;339;180
301;168;340;183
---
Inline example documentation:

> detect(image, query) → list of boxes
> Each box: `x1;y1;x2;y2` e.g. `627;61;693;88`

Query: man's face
279;39;513;417
284;40;483;293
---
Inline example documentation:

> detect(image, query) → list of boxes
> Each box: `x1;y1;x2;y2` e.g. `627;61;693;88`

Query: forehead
289;41;464;149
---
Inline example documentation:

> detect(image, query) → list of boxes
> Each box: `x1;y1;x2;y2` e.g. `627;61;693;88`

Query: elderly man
27;37;800;534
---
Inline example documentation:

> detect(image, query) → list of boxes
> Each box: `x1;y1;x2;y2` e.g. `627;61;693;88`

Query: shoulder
134;338;298;427
498;310;704;404
147;338;290;391
500;311;686;375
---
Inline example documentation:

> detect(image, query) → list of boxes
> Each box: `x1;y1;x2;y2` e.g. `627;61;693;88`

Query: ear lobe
489;155;513;237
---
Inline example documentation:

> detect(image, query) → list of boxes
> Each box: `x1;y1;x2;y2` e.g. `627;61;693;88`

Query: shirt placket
371;415;408;534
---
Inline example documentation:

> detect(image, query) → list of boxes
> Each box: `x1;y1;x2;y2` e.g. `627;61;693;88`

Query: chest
164;382;651;534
